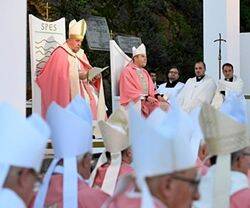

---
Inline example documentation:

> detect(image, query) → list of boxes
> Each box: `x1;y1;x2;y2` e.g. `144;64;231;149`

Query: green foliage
241;0;250;32
28;0;250;80
28;0;203;82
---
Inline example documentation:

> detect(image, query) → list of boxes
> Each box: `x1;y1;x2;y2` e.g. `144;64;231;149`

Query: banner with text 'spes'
29;15;66;114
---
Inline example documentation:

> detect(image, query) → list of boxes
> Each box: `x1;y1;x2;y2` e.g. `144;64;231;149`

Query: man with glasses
0;103;49;208
223;147;250;207
195;148;250;208
178;61;216;112
157;67;184;100
194;103;250;208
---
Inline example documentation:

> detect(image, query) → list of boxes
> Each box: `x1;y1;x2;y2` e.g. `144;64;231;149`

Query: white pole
203;0;240;81
0;1;26;115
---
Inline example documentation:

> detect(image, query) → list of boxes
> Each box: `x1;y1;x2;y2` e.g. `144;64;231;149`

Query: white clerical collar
169;79;179;84
135;67;142;71
196;75;205;82
224;76;234;82
0;188;26;208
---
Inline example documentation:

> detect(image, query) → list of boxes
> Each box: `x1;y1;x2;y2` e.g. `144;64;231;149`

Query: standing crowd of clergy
0;18;249;208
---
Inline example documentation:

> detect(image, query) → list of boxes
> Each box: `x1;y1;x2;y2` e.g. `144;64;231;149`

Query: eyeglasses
242;152;250;156
171;174;200;191
169;71;179;74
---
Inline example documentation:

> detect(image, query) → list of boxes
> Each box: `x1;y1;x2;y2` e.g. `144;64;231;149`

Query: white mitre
69;19;87;40
132;43;146;57
129;104;196;208
34;96;92;208
90;108;130;195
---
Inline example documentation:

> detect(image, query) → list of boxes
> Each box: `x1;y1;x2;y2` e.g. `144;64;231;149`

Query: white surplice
157;82;184;100
178;75;216;112
212;75;244;109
